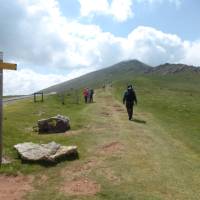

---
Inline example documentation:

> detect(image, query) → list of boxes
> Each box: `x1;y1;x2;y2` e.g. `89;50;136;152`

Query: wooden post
34;93;36;102
70;88;74;104
0;52;17;165
61;93;65;105
75;90;79;104
0;52;3;165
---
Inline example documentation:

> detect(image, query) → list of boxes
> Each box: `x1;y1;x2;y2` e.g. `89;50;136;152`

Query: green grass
1;72;200;200
1;94;89;174
113;74;200;154
0;82;199;200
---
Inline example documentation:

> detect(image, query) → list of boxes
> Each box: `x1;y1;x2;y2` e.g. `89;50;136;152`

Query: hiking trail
1;88;200;200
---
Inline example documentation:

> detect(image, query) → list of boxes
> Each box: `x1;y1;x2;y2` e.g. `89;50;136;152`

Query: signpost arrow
0;52;17;165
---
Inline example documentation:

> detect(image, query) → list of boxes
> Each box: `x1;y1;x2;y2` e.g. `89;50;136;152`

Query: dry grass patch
112;104;121;108
115;108;125;112
38;175;49;185
0;175;33;200
98;141;125;155
100;111;110;116
61;158;102;179
61;177;101;196
64;128;85;136
98;167;121;184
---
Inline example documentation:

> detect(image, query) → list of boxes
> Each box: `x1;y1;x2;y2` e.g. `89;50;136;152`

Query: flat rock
14;141;77;162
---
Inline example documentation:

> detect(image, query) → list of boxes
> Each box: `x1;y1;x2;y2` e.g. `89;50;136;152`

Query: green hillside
114;73;200;154
42;60;151;93
1;60;199;199
41;59;200;154
41;60;200;94
1;79;200;199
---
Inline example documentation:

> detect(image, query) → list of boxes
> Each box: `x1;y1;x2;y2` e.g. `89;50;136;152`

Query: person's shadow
132;118;146;124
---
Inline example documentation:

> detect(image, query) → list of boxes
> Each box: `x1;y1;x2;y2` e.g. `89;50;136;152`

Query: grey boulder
14;141;77;162
38;115;70;134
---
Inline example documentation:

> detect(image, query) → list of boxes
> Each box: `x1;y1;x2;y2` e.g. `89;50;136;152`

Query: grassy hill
40;59;200;154
41;59;200;94
42;60;151;93
41;59;200;153
1;60;199;199
114;73;200;154
1;82;200;199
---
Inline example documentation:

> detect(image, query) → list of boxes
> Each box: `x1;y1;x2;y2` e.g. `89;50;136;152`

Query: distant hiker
83;88;89;103
89;89;94;103
123;85;137;120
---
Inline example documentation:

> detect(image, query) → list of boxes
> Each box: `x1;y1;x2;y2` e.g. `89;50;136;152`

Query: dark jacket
123;89;137;105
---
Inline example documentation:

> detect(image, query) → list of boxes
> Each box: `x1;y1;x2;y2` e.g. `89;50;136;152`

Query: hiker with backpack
123;84;137;120
83;88;89;103
89;89;94;103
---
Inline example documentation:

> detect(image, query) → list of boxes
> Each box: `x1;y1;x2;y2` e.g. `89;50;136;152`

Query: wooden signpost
0;52;17;165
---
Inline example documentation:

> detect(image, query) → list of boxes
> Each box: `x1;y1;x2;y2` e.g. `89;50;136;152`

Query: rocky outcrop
14;142;77;162
38;115;70;134
146;63;200;75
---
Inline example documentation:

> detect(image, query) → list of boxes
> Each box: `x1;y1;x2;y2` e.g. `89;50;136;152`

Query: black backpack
126;89;135;102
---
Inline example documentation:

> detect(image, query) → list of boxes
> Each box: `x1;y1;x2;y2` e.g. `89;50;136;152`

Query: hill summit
42;59;151;93
42;60;200;93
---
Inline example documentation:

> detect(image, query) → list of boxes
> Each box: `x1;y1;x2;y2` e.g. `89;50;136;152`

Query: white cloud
181;41;200;66
4;67;94;95
78;0;182;22
4;69;66;95
78;0;133;22
0;0;198;95
110;0;133;22
79;0;109;17
137;0;182;7
124;26;186;65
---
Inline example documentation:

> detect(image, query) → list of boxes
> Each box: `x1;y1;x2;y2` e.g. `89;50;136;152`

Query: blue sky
59;0;200;40
0;0;200;95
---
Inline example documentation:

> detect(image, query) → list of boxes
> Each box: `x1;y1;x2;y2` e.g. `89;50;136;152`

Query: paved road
3;93;52;105
3;95;33;104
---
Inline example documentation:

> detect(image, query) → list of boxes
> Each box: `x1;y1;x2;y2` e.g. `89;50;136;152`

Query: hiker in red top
83;88;89;103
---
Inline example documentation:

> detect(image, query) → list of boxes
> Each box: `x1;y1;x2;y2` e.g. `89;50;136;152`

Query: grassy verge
1;86;199;199
1;94;89;174
113;74;200;154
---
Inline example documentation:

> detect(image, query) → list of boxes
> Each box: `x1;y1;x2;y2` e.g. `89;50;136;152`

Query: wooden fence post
0;53;3;165
0;52;17;165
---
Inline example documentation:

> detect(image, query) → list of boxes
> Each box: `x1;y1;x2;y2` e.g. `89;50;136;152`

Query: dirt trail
0;175;33;200
57;88;200;200
3;88;199;200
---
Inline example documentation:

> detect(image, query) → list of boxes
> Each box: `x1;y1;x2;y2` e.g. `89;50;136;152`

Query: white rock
14;142;77;162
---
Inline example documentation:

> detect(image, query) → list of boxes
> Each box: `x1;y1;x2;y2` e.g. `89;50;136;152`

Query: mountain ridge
41;60;200;93
146;63;200;75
